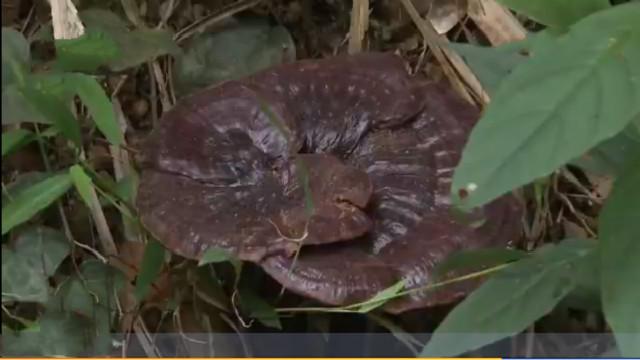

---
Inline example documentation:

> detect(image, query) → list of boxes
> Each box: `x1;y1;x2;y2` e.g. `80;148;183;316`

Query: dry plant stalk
467;0;527;45
47;0;84;39
400;0;490;105
348;0;370;54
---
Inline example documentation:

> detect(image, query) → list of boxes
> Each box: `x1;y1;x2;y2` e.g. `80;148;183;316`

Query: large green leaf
2;172;73;235
452;3;640;209
79;9;179;71
2;28;30;90
600;156;640;357
48;260;126;355
573;121;640;175
1;227;69;303
2;249;49;303
497;0;610;28
173;18;295;96
13;226;70;276
421;239;596;356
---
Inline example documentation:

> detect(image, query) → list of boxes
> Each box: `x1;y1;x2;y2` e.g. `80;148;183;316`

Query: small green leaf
135;239;166;300
174;18;294;96
497;0;611;28
55;30;119;72
199;247;235;266
199;246;242;279
2;172;73;235
422;239;596;356
65;74;122;145
2;128;34;157
357;280;405;313
452;3;640;209
69;165;96;209
600;155;640;357
238;287;281;329
433;248;529;280
19;85;81;147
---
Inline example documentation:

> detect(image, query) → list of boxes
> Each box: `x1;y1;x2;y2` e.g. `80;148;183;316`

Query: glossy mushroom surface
137;52;522;312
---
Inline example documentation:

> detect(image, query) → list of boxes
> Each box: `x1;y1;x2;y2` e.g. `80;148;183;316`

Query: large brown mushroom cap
137;52;522;313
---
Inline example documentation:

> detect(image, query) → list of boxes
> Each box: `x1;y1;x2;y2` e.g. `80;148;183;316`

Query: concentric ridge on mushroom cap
137;52;522;313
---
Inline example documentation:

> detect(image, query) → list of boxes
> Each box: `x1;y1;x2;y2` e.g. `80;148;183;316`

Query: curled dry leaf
137;53;521;313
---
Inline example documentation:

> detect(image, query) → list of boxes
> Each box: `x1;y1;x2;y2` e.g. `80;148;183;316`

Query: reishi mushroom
137;52;522;313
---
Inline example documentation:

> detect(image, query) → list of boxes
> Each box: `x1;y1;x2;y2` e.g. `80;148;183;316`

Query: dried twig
400;0;489;105
47;0;84;39
348;0;369;54
467;0;527;45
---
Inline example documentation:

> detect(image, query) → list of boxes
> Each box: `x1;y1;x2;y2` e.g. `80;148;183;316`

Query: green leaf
69;164;96;209
572;121;640;175
48;260;126;355
421;239;596;356
2;28;30;90
432;248;529;279
19;85;81;147
13;226;70;276
38;311;95;356
134;239;166;300
2;249;49;303
79;9;180;71
55;30;120;72
2;172;73;235
238;287;282;329
199;246;242;279
2;85;49;125
449;42;529;96
600;155;640;357
497;0;611;28
173;18;294;96
451;3;640;209
357;280;405;313
199;247;235;265
64;74;122;145
2;128;34;157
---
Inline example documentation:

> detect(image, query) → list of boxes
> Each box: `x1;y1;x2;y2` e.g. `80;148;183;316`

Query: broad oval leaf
173;18;295;96
2;248;49;303
452;3;640;209
600;155;640;357
2;172;73;235
13;226;70;276
432;248;528;280
497;0;610;28
422;239;596;356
